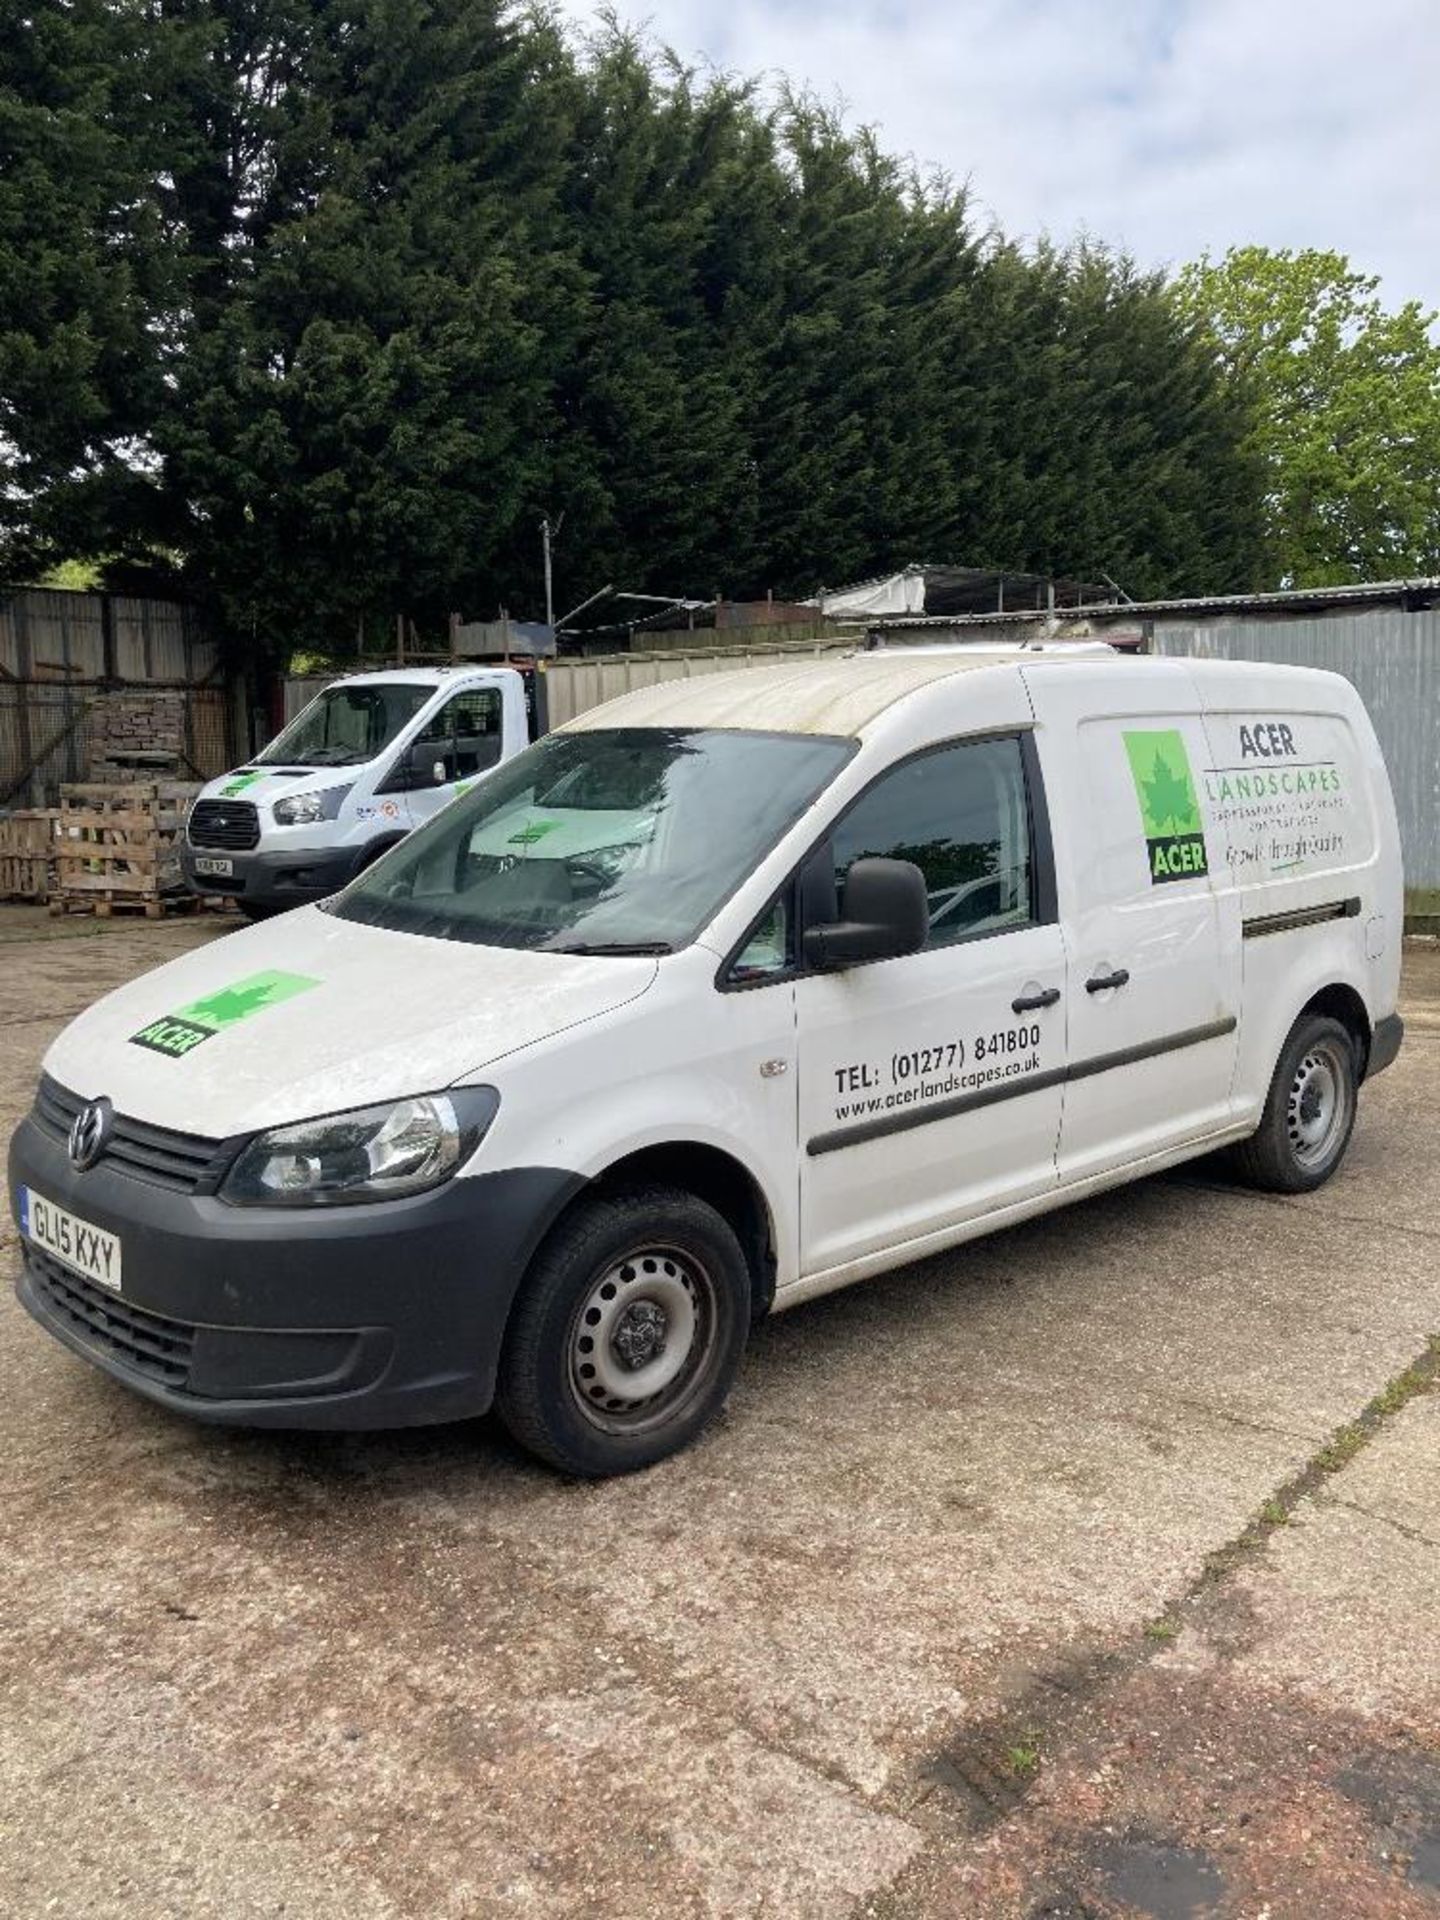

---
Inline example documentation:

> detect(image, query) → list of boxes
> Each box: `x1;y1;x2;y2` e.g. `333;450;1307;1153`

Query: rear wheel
1231;1013;1358;1193
496;1184;751;1477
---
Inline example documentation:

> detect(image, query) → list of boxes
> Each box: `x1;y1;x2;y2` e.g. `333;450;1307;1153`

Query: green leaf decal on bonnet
174;969;320;1031
183;982;280;1027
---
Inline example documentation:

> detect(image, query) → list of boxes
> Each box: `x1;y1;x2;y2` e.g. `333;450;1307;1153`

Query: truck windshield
255;682;435;767
332;727;852;953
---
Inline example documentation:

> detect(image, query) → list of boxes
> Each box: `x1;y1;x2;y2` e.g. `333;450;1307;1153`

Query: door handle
1085;968;1130;994
1012;987;1061;1014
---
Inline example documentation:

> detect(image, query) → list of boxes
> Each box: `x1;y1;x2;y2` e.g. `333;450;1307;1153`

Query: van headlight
273;786;350;827
220;1088;499;1207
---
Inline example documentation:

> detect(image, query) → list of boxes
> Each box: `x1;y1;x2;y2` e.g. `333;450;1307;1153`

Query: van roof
559;645;1122;739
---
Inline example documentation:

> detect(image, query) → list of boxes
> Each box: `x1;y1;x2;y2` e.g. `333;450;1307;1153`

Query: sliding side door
1024;661;1241;1186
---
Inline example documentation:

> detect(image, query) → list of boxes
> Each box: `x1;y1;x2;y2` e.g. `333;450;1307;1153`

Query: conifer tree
0;9;1269;644
0;0;178;570
158;0;584;652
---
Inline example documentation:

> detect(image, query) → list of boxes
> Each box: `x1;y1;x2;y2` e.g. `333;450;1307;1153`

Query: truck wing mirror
400;739;448;787
377;738;451;796
803;857;929;969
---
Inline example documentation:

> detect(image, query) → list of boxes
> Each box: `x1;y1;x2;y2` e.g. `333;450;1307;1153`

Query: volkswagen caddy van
9;651;1404;1475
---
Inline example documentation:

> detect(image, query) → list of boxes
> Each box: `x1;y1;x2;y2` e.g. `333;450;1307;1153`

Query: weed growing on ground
1005;1740;1041;1780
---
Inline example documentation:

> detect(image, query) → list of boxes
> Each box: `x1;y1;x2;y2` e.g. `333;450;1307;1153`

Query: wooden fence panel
0;589;237;808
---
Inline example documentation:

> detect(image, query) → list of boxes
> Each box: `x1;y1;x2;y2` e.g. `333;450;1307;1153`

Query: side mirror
403;739;449;788
378;739;451;795
803;857;929;969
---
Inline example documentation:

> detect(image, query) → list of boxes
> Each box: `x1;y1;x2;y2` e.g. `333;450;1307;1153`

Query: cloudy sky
555;0;1440;316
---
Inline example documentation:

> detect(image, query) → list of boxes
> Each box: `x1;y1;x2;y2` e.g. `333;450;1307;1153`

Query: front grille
34;1076;230;1195
188;798;260;850
29;1247;195;1389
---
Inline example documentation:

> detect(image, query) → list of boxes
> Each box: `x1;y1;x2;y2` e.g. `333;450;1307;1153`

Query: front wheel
496;1185;751;1477
1230;1013;1358;1193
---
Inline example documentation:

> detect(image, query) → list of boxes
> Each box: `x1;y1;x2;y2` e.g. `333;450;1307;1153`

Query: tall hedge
0;3;1267;655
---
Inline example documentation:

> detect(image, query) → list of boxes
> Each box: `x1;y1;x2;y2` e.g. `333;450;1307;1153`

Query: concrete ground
1;906;1437;1919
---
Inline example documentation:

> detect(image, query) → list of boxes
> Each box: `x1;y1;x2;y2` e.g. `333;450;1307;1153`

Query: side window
830;736;1034;949
730;894;792;983
425;689;504;780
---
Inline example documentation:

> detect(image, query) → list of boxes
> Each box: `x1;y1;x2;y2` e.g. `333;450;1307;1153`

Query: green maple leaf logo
174;970;320;1031
508;819;560;846
1141;749;1197;835
185;982;279;1027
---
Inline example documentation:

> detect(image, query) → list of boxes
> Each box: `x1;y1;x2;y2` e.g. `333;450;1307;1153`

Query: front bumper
9;1112;581;1429
180;842;363;909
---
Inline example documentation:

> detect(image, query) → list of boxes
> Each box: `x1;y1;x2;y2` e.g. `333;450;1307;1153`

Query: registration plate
19;1187;122;1292
193;855;234;878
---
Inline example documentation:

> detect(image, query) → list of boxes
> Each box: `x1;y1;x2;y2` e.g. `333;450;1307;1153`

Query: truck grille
29;1247;195;1390
188;798;260;850
34;1076;231;1195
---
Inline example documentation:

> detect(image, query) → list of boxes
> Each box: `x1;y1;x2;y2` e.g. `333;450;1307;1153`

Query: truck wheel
1230;1014;1358;1193
238;900;279;921
353;838;397;875
496;1185;751;1477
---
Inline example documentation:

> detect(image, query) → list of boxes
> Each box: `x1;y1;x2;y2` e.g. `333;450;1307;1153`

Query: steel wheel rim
1287;1038;1352;1169
567;1244;718;1435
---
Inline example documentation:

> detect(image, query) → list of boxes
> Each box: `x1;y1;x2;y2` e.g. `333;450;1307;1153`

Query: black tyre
237;899;279;921
496;1184;751;1477
1230;1013;1359;1193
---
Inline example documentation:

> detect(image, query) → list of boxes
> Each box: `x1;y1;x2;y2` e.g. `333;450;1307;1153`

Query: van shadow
118;1160;1236;1524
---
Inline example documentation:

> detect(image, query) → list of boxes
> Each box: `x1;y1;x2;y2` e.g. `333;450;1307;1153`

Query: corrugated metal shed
1153;610;1440;895
867;577;1440;635
865;578;1438;902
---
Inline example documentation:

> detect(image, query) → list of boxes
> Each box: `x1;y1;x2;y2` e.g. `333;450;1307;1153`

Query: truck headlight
273;786;351;827
220;1088;499;1207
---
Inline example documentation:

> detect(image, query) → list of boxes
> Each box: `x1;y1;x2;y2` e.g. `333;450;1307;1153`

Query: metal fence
0;588;239;807
619;617;846;652
1153;608;1440;896
540;639;857;727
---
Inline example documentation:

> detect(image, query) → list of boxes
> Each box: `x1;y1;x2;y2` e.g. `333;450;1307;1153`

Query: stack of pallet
49;782;202;918
0;810;59;902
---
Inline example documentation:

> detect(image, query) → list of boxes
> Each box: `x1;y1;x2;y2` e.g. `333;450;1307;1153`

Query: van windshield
255;682;435;767
331;727;852;953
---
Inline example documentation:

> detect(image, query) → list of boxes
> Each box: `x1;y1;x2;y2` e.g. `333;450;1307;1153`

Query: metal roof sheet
872;576;1440;630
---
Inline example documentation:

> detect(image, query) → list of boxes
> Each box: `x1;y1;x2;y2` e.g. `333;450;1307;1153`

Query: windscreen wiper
546;940;674;956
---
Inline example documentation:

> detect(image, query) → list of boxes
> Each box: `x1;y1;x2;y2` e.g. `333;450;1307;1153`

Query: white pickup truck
181;666;536;917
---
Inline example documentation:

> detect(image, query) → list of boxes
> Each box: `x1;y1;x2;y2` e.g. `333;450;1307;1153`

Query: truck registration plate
193;856;234;878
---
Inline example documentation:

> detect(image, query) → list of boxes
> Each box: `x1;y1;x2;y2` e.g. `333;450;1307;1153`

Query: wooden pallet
49;781;203;916
47;890;237;920
49;890;170;919
0;809;59;901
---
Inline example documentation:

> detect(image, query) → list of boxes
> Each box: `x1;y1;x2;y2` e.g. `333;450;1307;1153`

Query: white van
10;651;1404;1475
181;666;535;916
